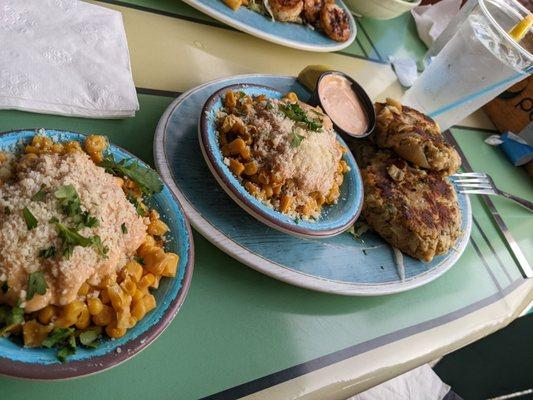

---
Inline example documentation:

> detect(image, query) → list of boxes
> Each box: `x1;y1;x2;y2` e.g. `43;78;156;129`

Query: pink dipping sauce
318;74;369;136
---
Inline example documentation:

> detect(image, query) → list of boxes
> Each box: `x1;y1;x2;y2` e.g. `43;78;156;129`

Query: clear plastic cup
402;0;532;131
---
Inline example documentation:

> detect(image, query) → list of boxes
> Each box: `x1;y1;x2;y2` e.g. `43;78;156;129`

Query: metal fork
451;172;533;212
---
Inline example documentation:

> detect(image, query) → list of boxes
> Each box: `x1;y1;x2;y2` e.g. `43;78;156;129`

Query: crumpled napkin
350;364;451;400
411;0;462;47
0;0;139;118
389;56;418;88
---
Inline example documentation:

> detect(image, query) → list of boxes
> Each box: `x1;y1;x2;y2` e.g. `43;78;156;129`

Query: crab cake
360;148;461;262
374;99;461;176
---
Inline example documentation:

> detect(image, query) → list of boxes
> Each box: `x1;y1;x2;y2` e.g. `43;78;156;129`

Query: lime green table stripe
0;92;526;399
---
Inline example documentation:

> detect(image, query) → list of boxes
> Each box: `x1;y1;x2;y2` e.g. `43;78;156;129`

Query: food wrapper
485;131;533;166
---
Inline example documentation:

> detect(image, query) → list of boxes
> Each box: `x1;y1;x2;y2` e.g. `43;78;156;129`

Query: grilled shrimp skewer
320;3;350;42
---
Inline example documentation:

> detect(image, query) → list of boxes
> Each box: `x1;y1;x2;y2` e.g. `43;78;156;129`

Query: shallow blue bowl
0;129;194;380
198;84;364;238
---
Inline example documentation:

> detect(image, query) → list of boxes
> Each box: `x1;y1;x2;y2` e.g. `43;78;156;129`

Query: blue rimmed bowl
0;129;194;380
198;84;364;239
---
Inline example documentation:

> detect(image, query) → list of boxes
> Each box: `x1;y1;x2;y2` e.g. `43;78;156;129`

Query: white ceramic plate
154;74;473;296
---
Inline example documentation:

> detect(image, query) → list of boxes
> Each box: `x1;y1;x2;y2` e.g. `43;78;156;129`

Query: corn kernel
92;304;114;326
147;219;169;236
22;320;53;348
142;294;156;313
77;282;90;296
84;135;108;163
162;253;179;277
124;260;143;282
75;305;90;330
54;300;85;328
38;305;57;325
105;323;126;339
138;273;156;290
88;297;104;315
131;300;146;321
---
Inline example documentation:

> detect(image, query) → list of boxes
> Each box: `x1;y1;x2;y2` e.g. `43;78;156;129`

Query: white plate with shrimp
182;0;356;52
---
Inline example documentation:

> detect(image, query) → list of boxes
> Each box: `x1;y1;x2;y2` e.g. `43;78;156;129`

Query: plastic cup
402;0;532;131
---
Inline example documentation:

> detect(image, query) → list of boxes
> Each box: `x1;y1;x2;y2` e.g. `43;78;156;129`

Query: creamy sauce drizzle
318;74;369;136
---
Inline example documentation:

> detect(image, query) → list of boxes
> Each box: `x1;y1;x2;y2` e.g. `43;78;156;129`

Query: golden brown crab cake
374;99;461;176
361;148;461;262
268;0;303;22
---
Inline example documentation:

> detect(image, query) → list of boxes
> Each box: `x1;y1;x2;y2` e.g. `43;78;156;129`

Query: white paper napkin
350;364;451;400
411;0;462;48
0;0;139;118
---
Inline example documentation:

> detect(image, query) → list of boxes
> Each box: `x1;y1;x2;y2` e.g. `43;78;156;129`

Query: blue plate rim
0;128;195;380
154;74;473;296
181;0;356;52
198;83;363;238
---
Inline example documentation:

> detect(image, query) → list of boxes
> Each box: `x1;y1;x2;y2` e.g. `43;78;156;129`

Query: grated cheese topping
251;100;341;201
0;151;147;312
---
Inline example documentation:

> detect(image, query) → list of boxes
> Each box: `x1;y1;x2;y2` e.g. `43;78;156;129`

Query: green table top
0;1;531;399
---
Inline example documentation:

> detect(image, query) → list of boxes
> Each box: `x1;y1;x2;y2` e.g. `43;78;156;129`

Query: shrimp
267;0;303;22
303;0;324;25
320;3;350;42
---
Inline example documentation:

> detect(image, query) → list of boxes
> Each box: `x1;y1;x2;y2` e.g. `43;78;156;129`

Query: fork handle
500;191;533;212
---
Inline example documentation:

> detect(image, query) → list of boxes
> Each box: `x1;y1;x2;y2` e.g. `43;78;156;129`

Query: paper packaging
486;130;533;166
411;0;463;48
483;77;533;177
0;0;139;118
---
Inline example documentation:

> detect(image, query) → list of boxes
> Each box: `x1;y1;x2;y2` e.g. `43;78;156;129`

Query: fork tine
452;179;490;184
452;172;487;178
459;189;496;195
455;183;493;189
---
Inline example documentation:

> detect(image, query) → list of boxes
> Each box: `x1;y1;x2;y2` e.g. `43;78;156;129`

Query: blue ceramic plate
154;74;472;296
182;0;356;52
0;129;194;380
199;84;363;238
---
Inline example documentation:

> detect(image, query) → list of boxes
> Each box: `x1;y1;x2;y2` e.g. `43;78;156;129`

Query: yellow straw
509;14;533;42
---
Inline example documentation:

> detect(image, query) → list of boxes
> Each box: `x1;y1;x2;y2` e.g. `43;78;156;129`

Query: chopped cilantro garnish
27;271;48;300
42;327;77;362
79;327;102;348
100;155;163;196
31;185;47;202
57;343;76;363
54;185;98;229
280;103;322;132
127;195;146;217
42;328;74;348
10;305;24;325
121;223;128;234
39;246;57;259
290;130;305;148
50;218;91;259
134;256;145;265
4;207;10;215
0;304;25;332
23;207;38;230
89;235;109;257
